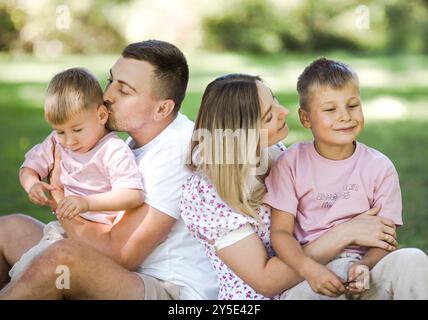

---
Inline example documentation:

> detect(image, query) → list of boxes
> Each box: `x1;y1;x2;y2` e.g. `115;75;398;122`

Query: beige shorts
9;221;66;280
136;272;182;300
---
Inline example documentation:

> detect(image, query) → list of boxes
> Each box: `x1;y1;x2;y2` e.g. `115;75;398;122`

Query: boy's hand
55;196;89;220
346;262;370;296
303;260;346;297
28;181;57;207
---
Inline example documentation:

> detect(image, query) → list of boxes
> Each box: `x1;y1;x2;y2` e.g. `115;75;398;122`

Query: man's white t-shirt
127;113;218;300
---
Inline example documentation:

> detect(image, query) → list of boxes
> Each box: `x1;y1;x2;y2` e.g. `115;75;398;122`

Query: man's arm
59;204;176;270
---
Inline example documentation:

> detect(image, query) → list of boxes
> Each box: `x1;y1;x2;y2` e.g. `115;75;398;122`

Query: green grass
1;51;427;252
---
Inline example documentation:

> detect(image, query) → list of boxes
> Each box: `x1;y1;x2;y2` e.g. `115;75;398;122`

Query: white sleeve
138;143;190;219
214;223;256;250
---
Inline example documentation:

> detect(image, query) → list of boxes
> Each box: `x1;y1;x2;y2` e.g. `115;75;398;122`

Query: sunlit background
1;0;427;251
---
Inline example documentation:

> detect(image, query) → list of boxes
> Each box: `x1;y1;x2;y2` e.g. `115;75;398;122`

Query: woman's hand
342;207;397;251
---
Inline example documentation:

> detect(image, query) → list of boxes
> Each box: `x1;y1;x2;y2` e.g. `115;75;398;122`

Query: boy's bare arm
85;189;144;211
357;247;390;269
19;167;41;193
271;209;310;274
20;167;57;207
271;208;346;297
55;189;144;220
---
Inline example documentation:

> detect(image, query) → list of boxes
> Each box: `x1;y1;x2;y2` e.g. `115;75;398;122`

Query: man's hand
303;260;346;298
28;181;57;207
55;196;89;220
346;262;370;296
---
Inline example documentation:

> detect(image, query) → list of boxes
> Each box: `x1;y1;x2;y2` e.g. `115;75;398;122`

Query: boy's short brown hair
297;57;359;110
45;68;103;124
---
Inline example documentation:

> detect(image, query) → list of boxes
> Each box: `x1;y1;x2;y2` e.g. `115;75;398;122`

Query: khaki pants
281;248;428;300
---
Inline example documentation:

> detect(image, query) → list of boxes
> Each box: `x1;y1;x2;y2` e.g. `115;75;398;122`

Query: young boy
12;68;144;279
265;57;403;299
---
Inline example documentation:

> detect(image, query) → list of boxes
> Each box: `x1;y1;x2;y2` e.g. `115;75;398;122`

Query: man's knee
0;214;43;235
0;214;29;244
42;239;83;267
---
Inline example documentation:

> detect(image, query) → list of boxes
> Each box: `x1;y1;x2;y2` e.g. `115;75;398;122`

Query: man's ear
298;107;311;128
97;104;109;125
154;99;175;120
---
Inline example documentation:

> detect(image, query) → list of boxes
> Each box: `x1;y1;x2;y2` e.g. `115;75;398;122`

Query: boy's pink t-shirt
264;141;402;251
21;131;143;225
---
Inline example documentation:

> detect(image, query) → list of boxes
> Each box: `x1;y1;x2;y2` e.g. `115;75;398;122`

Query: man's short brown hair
122;40;189;114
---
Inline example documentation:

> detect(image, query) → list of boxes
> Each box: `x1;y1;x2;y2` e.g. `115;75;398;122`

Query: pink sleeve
264;155;299;216
21;133;55;179
372;163;403;226
107;150;143;191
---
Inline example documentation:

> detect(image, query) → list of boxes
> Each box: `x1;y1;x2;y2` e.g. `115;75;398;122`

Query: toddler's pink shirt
264;141;402;252
22;131;143;224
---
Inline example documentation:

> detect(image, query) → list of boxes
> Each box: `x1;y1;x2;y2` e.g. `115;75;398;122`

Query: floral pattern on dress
180;142;286;300
180;174;279;300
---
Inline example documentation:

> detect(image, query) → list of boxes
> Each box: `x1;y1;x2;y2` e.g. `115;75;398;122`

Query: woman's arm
303;207;397;265
217;232;302;298
217;207;398;298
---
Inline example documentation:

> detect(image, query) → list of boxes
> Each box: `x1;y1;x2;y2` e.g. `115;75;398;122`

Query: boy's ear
298;107;311;129
97;104;109;125
154;99;175;121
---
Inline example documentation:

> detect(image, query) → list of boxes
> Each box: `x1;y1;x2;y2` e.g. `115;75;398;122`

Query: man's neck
129;113;177;148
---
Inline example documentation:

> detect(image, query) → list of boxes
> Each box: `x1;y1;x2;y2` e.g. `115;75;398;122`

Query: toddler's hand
304;261;346;298
55;196;89;220
28;181;57;207
346;263;370;296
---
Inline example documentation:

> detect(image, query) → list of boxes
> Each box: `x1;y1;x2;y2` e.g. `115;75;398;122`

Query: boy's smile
300;83;364;159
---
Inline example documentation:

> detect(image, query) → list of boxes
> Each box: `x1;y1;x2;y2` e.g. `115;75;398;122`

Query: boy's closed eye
120;88;130;95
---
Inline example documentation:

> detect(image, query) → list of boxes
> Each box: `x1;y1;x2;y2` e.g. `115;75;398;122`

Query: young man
0;40;218;300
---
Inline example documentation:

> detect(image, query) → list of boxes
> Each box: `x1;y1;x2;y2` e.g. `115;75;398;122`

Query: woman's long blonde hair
189;74;269;223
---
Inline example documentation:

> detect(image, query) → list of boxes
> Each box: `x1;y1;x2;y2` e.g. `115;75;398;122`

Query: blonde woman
180;74;398;300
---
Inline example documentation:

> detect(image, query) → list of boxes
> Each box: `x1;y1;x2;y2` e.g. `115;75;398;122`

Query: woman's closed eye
265;113;273;123
73;128;82;132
